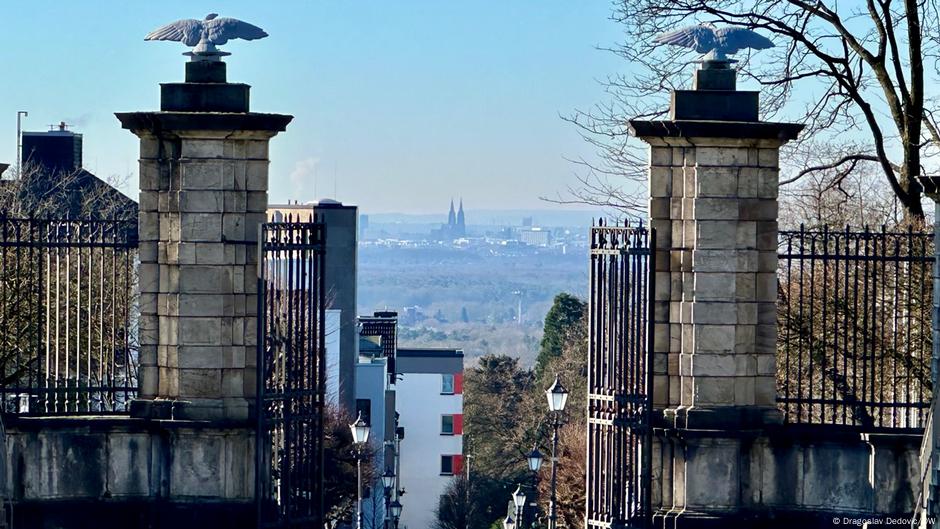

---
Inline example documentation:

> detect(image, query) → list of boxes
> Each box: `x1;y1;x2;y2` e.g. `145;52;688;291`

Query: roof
0;168;138;221
397;348;464;358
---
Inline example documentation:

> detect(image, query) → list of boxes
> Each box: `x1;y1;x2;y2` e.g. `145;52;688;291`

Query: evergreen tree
535;293;586;378
463;355;538;528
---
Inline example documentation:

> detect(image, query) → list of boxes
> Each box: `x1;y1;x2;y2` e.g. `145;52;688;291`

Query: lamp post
545;375;568;529
502;513;515;529
389;499;402;529
382;468;395;525
512;485;526;529
350;413;371;529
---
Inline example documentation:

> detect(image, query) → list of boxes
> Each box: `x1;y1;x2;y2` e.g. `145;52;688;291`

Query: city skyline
0;1;629;214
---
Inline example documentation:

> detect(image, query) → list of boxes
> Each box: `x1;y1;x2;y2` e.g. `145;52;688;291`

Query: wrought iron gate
586;221;654;529
256;219;326;528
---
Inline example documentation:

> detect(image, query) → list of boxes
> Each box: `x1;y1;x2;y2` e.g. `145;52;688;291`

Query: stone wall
652;428;921;527
0;417;255;529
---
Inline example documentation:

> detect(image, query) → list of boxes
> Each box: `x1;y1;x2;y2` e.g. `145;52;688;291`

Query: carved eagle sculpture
654;24;774;60
145;13;268;58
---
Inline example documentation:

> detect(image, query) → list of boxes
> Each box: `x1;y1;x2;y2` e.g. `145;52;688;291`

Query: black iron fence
777;225;933;430
586;221;654;529
0;217;138;415
256;218;326;528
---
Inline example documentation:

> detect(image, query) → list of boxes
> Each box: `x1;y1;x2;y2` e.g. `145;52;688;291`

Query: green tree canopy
535;293;586;379
463;354;539;528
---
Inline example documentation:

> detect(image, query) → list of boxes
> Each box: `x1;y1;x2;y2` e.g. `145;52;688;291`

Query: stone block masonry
126;129;285;422
635;135;798;426
117;65;291;423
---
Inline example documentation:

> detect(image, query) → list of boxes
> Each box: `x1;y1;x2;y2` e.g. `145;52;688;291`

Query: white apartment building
395;348;464;529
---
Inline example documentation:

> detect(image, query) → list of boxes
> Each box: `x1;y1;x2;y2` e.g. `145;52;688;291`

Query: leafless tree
0;164;138;412
0;162;135;220
562;0;940;221
535;421;585;529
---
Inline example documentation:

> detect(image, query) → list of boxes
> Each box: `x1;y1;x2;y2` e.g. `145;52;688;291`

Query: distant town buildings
360;213;370;240
518;226;552;247
400;306;427;326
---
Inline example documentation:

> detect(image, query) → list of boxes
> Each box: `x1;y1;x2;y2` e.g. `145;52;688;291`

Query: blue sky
0;1;628;214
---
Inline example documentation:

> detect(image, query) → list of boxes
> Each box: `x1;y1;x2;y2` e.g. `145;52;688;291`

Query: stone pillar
631;61;802;524
632;61;802;429
118;59;292;421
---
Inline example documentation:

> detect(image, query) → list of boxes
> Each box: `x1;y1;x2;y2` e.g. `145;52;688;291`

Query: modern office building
269;199;359;412
395;348;464;529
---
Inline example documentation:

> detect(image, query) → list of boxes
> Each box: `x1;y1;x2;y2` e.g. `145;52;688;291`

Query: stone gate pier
0;58;290;528
629;61;922;527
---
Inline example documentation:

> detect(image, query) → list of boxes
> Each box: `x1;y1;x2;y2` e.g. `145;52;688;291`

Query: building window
355;398;371;426
441;455;463;476
442;374;455;394
441;415;454;435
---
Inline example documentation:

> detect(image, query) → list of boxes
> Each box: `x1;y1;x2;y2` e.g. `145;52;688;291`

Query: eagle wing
145;19;204;47
654;25;717;54
204;17;268;45
714;27;774;55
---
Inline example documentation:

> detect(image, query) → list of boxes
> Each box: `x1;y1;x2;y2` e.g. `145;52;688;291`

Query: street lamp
546;375;569;413
350;413;371;529
527;447;543;473
351;412;371;444
382;468;396;523
545;375;568;529
502;514;515;529
512;485;526;529
382;468;396;490
390;499;403;529
512;484;526;507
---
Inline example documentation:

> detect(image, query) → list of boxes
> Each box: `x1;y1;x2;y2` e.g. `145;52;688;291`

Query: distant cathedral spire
448;199;456;226
457;198;466;236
